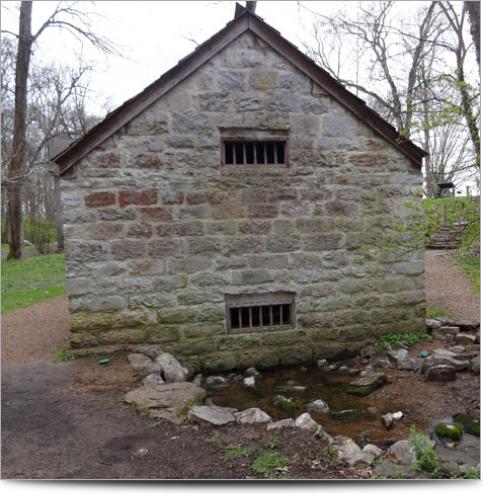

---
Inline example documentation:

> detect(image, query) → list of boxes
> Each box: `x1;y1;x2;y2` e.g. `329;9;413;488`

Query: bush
377;331;432;347
409;426;440;477
24;217;57;254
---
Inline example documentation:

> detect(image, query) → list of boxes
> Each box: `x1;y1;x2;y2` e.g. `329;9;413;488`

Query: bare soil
1;250;480;479
425;250;480;322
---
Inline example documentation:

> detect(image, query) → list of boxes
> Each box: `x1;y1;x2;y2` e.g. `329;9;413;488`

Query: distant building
53;6;427;371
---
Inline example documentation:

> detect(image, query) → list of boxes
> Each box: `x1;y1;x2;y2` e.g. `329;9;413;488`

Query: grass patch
52;344;77;363
454;254;480;293
262;437;282;450
426;306;452;319
223;445;256;461
251;451;289;478
1;253;66;312
409;426;440;478
377;331;432;347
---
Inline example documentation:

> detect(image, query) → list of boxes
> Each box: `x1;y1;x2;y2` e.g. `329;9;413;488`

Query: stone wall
60;32;425;372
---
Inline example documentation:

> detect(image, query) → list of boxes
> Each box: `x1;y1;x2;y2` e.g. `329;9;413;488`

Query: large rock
455;333;476;345
425;364;456;382
422;349;470;372
346;373;387;396
294;412;320;433
125;382;206;424
385;440;416;465
432;326;459;342
127;353;161;377
188;405;236;426
143;373;165;387
267;418;296;431
155;352;189;383
234;408;272;424
332;436;374;466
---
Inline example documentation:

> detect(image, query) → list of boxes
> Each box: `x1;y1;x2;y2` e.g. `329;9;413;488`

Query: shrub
409;426;440;477
251;451;289;477
377;331;432;347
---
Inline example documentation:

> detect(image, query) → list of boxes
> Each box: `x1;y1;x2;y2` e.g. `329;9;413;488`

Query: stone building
53;7;427;372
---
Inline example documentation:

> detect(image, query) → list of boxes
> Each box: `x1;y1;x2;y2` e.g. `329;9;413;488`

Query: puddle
205;366;426;446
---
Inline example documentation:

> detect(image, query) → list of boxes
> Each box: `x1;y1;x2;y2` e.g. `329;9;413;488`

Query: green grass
409;426;440;478
1;253;66;312
52;343;77;362
426;306;452;319
1;243;38;255
223;445;256;461
454;254;480;293
251;451;289;478
377;331;432;347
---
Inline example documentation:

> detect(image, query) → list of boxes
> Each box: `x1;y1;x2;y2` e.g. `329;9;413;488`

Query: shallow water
206;366;426;446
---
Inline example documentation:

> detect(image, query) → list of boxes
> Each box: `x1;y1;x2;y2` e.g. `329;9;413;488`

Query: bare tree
2;0;117;259
465;0;480;66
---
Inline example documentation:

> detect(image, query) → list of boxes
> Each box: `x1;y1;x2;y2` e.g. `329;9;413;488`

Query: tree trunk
7;1;33;260
54;175;64;251
465;1;480;67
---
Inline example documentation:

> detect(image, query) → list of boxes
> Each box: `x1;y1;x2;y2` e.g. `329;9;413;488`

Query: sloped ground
425;250;480;323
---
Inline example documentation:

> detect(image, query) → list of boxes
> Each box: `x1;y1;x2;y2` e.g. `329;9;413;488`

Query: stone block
127;223;152;238
119;190;157;207
85;192;116;208
111;240;146;259
249;69;278;89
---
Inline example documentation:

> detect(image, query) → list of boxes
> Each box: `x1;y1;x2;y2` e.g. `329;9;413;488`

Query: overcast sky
3;0;347;113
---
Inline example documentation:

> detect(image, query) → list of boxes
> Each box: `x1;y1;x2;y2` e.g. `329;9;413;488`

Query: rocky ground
1;250;480;479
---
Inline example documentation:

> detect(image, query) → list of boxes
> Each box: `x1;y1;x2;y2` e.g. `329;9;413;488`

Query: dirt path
425;250;480;323
1;296;70;368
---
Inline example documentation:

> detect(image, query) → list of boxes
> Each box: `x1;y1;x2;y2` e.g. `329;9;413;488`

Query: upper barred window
222;140;287;165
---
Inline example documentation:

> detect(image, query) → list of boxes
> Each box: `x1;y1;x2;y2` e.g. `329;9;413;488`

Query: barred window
222;140;286;165
225;292;294;333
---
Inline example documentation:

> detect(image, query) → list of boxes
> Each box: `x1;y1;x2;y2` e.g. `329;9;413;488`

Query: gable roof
54;6;427;176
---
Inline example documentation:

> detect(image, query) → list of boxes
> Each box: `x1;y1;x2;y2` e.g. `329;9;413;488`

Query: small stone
244;366;261;377
133;447;149;458
317;358;328;368
188;405;236;426
327;364;339;371
307;399;330;413
332;435;373;466
272;395;297;412
377;357;392;369
299;366;308;372
385;440;416;465
392;411;403;421
154;352;189;383
242;376;256;389
336;365;352;376
294;412;320;433
192;373;202;387
234;408;272;424
425;364;456;382
434;423;463;443
359;345;376;359
143;373;166;387
127;353;161;377
206;375;227;386
426;319;442;330
455;333;476;345
448;345;466;354
267;418;296;431
362;444;383;459
452;413;480;436
433;326;459;342
346;373;387;396
382;413;394;429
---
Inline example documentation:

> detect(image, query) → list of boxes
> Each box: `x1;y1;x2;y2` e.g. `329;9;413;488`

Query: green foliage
23;217;57;254
455;466;480;479
223;445;255;461
377;331;432;347
426;306;452;319
263;437;282;450
409;426;440;477
434;423;463;443
52;344;76;362
1;253;66;312
251;451;289;477
454;254;480;293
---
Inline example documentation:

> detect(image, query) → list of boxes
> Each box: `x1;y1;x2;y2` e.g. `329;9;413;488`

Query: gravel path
425;250;480;323
1;295;69;368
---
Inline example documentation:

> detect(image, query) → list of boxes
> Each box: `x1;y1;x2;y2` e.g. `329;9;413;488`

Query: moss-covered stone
435;423;464;443
452;413;480;437
346;373;387;396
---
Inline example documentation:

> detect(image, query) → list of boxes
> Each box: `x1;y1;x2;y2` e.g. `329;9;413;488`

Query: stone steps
427;223;467;250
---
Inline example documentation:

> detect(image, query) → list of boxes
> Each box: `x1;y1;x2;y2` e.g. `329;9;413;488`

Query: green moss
434;423;463;443
452;413;480;437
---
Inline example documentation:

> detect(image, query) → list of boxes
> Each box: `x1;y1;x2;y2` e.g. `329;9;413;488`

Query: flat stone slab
188;405;236;426
234;407;272;424
346;373;387;396
125;382;206;424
